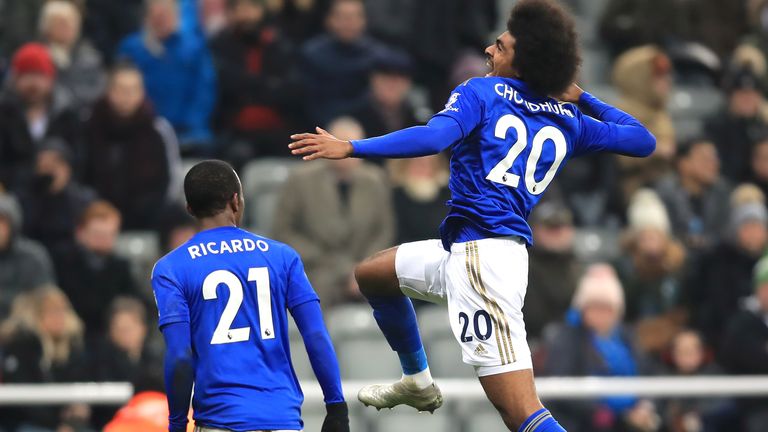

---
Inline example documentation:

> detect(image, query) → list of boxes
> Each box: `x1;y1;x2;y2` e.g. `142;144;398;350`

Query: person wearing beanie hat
617;188;687;324
544;264;659;431
720;254;768;430
0;42;81;192
691;193;768;349
627;188;672;234
0;193;56;318
655;137;732;254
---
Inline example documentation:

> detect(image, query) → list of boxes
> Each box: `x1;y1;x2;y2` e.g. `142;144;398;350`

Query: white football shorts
395;237;533;377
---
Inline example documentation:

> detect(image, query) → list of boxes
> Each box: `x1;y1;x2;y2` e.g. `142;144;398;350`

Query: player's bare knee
354;247;399;298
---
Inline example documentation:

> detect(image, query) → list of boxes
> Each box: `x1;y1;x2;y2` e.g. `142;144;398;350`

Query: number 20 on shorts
459;309;494;342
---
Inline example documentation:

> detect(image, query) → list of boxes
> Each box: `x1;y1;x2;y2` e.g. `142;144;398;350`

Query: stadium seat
336;337;402;380
588;85;620;106
457;401;507;432
572;227;621;262
669;86;723;121
425;334;475;379
673;117;705;142
579;46;611;86
417;305;452;339
177;158;206;203
290;339;315;381
372;407;458;432
574;0;610;21
115;230;161;292
326;304;379;339
240;158;298;235
466;411;508;432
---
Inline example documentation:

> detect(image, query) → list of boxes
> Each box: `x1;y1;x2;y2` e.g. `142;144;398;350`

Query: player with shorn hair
152;160;349;432
289;0;655;431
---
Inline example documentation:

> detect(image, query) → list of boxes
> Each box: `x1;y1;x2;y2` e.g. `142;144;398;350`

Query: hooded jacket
612;46;676;201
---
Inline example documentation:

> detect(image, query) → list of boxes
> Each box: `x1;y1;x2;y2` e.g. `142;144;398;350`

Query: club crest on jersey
443;92;461;112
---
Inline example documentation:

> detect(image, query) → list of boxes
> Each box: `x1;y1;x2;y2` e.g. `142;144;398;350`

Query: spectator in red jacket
210;0;302;161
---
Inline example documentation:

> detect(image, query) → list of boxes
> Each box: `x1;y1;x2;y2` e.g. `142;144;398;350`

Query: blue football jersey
151;226;319;431
434;76;620;247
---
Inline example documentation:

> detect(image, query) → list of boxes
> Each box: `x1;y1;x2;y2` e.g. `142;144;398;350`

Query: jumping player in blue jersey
151;160;349;432
289;0;655;431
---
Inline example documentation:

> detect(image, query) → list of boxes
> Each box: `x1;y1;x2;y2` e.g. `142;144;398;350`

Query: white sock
402;367;434;390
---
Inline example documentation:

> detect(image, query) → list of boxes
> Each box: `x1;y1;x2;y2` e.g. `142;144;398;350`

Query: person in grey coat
654;137;732;254
273;117;394;308
39;1;107;108
0;193;56;318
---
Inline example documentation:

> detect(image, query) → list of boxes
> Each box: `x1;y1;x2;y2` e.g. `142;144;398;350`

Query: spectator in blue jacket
301;0;387;125
117;0;216;154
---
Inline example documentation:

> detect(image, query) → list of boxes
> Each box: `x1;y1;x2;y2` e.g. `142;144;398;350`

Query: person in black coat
91;297;163;428
351;49;419;139
720;256;768;432
83;63;178;230
300;0;388;125
210;0;302;161
705;66;768;184
689;197;768;348
0;43;82;193
53;201;138;340
18;139;97;256
388;155;450;244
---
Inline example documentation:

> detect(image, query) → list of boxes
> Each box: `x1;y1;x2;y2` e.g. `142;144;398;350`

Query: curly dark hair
507;0;580;97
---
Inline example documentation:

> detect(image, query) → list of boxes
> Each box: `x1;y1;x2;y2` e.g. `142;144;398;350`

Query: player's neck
197;213;238;232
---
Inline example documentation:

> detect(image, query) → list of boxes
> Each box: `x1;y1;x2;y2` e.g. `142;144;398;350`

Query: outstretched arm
289;116;463;160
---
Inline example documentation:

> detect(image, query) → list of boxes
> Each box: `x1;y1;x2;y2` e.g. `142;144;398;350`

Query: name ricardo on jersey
187;237;269;259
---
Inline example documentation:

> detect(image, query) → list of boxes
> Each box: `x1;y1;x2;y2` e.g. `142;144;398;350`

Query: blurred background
0;0;767;431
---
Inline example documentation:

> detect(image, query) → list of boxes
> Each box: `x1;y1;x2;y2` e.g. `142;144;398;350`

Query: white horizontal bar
307;376;768;401
0;382;133;405
1;376;768;405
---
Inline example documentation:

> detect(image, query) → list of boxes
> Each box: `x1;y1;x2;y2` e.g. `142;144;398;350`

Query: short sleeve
286;250;320;310
151;262;190;328
432;80;484;138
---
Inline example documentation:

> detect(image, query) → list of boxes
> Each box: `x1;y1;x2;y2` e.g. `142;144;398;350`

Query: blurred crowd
0;0;767;431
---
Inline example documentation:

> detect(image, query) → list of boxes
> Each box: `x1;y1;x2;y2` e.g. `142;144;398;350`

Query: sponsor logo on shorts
474;344;488;356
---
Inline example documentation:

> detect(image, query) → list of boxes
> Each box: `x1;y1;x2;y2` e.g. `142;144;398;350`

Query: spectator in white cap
543;264;659;432
615;189;686;324
691;184;768;347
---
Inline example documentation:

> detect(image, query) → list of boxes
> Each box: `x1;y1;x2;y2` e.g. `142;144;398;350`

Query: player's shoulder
151;239;191;280
453;76;497;95
237;228;301;262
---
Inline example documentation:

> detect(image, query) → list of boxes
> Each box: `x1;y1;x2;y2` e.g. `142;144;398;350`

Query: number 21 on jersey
202;267;274;344
486;113;567;195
